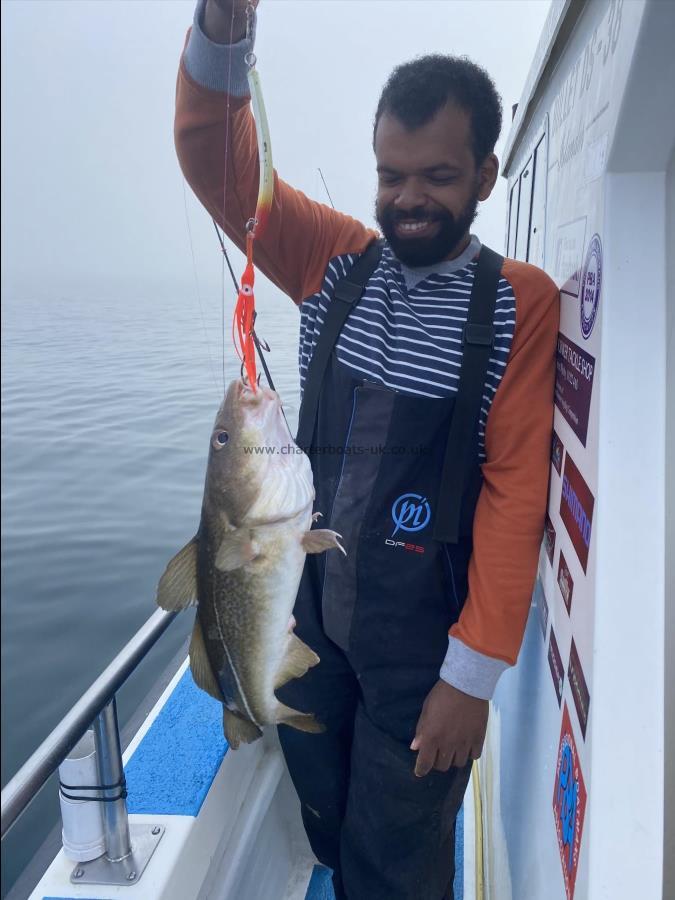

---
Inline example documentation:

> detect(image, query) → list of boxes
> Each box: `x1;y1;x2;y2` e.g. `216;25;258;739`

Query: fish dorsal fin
274;634;320;690
156;537;198;611
215;529;259;572
189;617;222;701
222;707;262;749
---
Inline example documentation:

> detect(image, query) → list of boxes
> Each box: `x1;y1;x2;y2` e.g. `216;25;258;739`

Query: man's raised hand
203;0;260;44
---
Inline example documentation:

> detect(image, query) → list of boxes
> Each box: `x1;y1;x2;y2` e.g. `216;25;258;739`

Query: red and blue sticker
553;703;587;899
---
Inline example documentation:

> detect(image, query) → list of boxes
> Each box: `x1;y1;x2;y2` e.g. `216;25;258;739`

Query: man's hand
411;680;488;777
203;0;260;45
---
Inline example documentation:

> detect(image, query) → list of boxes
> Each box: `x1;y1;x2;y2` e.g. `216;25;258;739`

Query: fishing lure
231;5;274;392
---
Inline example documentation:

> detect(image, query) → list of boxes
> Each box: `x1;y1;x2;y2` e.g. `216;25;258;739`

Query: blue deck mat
305;866;335;900
305;804;464;900
124;669;227;816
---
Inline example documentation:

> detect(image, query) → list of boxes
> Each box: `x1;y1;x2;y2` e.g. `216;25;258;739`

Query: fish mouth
236;377;282;412
236;377;295;442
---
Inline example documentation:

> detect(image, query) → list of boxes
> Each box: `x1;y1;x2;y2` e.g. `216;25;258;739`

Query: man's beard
376;189;480;267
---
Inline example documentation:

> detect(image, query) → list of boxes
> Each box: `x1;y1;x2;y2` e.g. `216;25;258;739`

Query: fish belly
199;519;308;726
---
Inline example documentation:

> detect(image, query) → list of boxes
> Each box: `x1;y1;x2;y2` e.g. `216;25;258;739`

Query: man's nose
394;179;427;211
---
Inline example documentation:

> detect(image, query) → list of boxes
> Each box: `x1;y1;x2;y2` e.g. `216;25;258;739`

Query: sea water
1;285;302;895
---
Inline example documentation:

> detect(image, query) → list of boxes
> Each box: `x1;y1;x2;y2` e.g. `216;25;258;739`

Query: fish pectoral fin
301;529;346;556
276;702;325;734
189;618;221;701
274;634;320;690
222;707;263;749
215;530;259;572
156;537;199;611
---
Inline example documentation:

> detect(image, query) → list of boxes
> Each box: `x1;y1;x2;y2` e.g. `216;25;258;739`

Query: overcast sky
1;0;551;304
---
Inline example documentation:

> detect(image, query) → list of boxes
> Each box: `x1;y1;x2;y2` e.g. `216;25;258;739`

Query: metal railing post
92;698;131;862
1;608;176;840
1;609;173;887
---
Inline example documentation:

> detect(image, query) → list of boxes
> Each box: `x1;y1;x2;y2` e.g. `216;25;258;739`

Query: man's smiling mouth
394;219;440;238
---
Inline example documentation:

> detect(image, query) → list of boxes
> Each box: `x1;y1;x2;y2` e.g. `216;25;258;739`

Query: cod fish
155;378;344;748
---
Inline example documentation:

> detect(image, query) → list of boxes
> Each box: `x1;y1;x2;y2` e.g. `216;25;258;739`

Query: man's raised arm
175;0;377;305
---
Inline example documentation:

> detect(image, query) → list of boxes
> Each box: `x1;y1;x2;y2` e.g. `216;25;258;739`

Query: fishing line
212;220;240;293
220;237;227;389
182;177;220;393
318;167;335;209
210;1;281;403
216;1;237;393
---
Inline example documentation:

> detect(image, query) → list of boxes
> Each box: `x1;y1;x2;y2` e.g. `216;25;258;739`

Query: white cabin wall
593;166;665;898
590;1;675;894
483;1;675;898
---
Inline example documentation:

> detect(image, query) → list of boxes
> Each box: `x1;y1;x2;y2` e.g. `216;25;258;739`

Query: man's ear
477;153;499;202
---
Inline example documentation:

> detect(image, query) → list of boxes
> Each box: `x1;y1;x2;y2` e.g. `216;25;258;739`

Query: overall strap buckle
462;323;495;348
334;279;366;304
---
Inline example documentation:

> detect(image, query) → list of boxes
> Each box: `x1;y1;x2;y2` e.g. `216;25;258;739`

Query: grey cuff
183;0;256;95
440;635;509;700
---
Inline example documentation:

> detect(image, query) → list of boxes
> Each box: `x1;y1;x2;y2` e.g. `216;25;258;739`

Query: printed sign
544;513;556;566
553;217;587;298
555;333;596;447
580;234;602;339
568;639;590;739
548;628;565;706
557;552;574;615
552;431;564;476
560;453;595;573
535;577;549;638
553;704;588;899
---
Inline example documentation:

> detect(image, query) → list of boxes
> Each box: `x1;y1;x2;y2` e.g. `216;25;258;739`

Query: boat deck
30;659;471;899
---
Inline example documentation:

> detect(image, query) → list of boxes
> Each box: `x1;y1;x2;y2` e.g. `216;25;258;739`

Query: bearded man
175;2;559;897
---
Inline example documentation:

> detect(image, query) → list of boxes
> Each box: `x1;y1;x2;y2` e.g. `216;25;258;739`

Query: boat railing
1;608;177;876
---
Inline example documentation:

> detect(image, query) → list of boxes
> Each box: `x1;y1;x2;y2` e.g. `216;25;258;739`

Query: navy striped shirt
299;241;516;462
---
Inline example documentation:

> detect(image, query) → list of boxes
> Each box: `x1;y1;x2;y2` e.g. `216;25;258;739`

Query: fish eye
212;430;229;449
241;285;253;296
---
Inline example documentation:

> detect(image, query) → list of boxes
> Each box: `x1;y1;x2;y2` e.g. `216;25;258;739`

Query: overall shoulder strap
433;245;504;544
295;239;385;450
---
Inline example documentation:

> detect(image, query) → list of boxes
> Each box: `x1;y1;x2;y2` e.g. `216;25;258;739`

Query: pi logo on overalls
391;493;431;536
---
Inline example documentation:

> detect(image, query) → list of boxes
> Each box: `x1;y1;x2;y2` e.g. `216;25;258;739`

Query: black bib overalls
276;242;503;900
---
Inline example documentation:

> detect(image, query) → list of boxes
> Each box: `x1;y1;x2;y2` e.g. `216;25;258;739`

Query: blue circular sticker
580;234;602;340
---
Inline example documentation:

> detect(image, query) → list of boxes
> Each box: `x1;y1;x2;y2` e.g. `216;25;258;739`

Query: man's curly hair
373;54;503;165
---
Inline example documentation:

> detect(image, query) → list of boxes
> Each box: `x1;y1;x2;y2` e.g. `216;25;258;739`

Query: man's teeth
398;221;429;232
